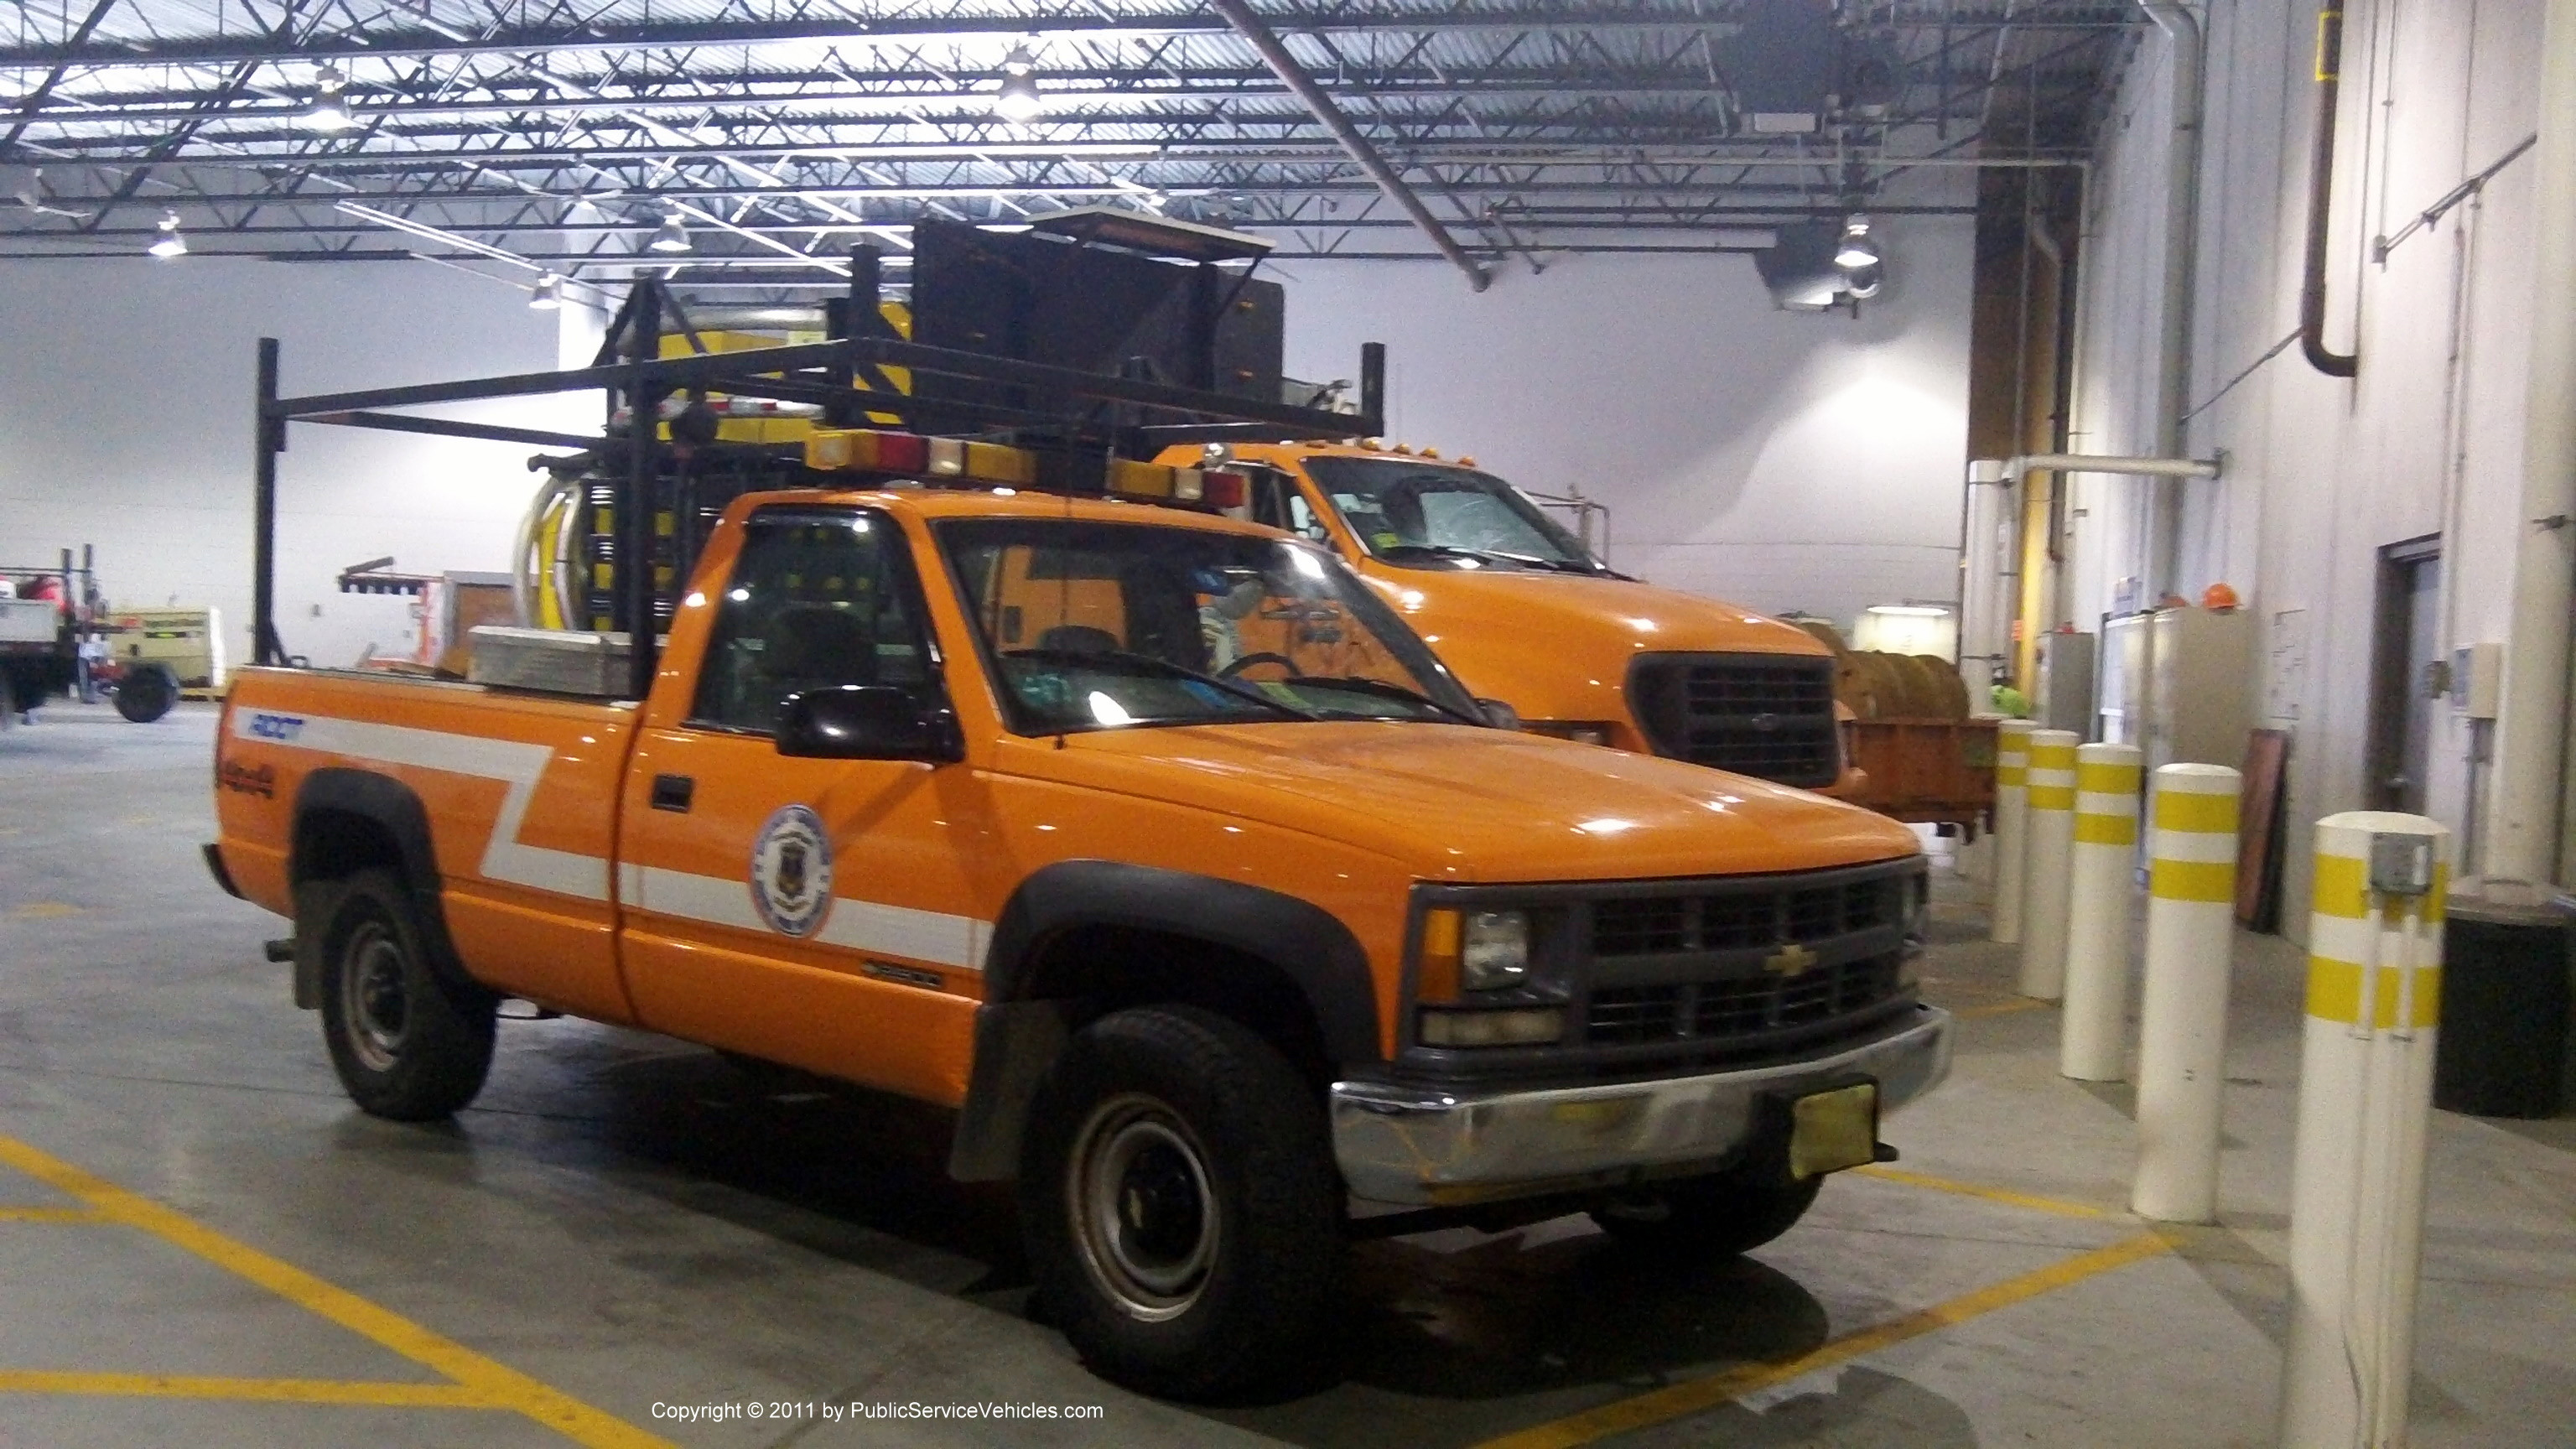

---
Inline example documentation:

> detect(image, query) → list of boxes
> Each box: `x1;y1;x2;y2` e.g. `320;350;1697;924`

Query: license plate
1789;1083;1879;1180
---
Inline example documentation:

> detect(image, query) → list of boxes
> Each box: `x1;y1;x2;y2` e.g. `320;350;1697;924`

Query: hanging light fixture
993;44;1045;122
302;65;356;132
1834;214;1879;270
647;210;693;253
147;210;187;258
527;273;564;309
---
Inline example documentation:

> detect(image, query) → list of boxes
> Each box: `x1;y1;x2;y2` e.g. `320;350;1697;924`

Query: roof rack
251;242;1387;699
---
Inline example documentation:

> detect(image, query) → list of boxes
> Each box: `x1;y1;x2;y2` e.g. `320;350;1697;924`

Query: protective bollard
2061;743;2143;1081
1991;719;2035;944
2018;730;2080;999
2132;763;2241;1223
2278;814;2448;1449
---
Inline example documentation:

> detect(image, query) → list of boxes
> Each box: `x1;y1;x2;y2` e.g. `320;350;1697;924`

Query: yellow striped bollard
2060;742;2142;1081
2278;813;2448;1449
2017;730;2080;999
2132;763;2241;1223
1990;719;2036;944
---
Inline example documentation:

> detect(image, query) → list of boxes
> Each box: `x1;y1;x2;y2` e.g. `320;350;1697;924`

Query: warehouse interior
3;2;2573;1446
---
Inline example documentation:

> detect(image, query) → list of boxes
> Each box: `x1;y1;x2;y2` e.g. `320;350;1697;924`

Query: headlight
1461;910;1530;990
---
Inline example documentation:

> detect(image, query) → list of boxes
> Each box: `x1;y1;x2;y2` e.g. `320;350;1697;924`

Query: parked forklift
0;547;179;726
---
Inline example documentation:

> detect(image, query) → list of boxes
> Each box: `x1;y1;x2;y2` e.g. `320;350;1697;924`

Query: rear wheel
1021;1005;1343;1400
1591;1171;1825;1259
113;663;176;723
314;870;496;1119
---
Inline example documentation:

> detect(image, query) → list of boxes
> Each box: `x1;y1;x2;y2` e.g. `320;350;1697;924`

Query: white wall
2069;0;2546;907
0;240;1977;669
1274;227;1976;631
0;258;586;668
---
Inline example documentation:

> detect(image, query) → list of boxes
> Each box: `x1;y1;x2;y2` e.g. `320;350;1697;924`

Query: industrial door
2366;538;2441;814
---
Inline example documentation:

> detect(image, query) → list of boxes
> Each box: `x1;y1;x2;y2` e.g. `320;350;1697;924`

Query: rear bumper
1331;1005;1952;1205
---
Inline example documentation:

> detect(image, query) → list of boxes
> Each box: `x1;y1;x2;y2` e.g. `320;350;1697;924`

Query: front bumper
1331;1005;1952;1205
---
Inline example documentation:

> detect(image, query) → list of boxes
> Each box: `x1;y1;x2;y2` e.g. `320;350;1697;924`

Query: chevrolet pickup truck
208;476;1950;1399
1158;439;1854;791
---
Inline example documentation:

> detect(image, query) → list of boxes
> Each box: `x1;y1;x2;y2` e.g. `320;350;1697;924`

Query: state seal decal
749;803;834;937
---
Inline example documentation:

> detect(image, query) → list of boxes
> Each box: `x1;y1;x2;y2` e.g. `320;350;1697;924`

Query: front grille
1576;865;1914;1055
1587;954;1906;1049
1628;652;1839;787
1592;874;1898;957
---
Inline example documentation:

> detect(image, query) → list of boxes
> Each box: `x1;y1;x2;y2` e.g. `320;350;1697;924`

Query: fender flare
948;860;1383;1182
287;768;475;1010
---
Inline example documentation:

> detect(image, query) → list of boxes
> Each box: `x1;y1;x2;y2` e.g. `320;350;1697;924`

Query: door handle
651;773;694;813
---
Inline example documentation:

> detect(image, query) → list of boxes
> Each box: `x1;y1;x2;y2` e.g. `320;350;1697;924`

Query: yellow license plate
1789;1083;1879;1180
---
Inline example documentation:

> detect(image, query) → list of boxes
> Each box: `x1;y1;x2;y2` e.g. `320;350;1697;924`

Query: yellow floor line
0;1371;497;1409
1852;1165;2114;1220
0;1205;109;1223
1953;997;2050;1019
1472;1230;2174;1449
0;1134;671;1449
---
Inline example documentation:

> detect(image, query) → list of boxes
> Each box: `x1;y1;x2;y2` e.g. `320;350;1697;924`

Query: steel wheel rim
341;921;409;1074
1068;1093;1218;1322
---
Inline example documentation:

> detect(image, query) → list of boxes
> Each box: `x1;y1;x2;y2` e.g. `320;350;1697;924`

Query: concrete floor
1;699;2571;1447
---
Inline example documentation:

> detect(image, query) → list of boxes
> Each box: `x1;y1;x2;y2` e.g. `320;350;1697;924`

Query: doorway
2365;535;2441;814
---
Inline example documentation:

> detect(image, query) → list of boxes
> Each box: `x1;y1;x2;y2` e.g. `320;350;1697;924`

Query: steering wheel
1216;652;1300;680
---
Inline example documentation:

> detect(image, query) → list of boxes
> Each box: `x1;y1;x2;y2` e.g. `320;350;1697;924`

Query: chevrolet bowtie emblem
1764;943;1820;977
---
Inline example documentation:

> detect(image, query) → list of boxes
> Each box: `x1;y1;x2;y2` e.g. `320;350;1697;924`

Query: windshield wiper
1005;647;1320;721
1280;674;1485;725
1377;542;1595;575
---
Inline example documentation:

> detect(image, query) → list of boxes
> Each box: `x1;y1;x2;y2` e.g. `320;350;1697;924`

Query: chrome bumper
1331;1006;1953;1206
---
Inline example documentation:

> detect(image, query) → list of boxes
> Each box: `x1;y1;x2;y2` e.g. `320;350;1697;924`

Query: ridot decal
749;803;835;937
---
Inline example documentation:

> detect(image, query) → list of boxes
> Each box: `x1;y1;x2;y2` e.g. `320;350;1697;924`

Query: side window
1247;470;1333;546
1285;490;1331;544
691;511;935;731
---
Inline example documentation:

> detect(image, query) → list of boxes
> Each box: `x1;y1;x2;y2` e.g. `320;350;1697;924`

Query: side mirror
776;686;963;762
1475;698;1521;730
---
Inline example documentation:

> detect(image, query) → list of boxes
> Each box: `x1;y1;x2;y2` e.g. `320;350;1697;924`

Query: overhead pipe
1207;0;1492;292
2137;3;2206;600
2490;0;2576;890
2299;4;2360;378
1997;453;2219;481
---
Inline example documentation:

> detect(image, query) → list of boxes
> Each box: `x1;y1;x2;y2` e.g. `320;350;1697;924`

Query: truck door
615;506;984;1105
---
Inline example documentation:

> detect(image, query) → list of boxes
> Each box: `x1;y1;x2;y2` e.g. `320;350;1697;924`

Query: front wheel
314;870;496;1120
113;663;176;723
1591;1171;1825;1259
1021;1006;1344;1400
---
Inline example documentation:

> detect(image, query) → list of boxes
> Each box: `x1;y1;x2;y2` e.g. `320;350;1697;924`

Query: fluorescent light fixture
1866;603;1952;617
1835;215;1877;269
147;210;186;258
302;65;356;132
527;273;563;309
994;44;1044;121
647;210;693;253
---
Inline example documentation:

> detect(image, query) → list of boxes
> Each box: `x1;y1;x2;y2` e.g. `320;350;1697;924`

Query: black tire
113;664;176;723
314;870;496;1120
1591;1171;1825;1259
1020;1005;1344;1400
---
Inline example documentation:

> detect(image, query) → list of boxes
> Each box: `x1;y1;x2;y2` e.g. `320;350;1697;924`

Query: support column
1992;720;2037;943
2278;813;2448;1448
2133;763;2241;1223
2063;743;2144;1080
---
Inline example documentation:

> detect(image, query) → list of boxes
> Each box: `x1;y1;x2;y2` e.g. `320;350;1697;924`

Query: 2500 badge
218;761;277;798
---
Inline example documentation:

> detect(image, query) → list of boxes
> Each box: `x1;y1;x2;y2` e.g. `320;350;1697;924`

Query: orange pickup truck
208;480;1950;1399
1161;439;1852;789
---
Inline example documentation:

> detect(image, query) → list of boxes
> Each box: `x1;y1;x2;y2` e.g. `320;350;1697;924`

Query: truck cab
1161;440;1854;793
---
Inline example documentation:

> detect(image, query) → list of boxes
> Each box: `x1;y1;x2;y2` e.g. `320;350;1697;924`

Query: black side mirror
776;686;963;762
1475;698;1521;730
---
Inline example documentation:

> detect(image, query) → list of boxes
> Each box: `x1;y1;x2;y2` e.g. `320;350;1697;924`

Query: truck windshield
938;518;1485;735
1301;456;1602;574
